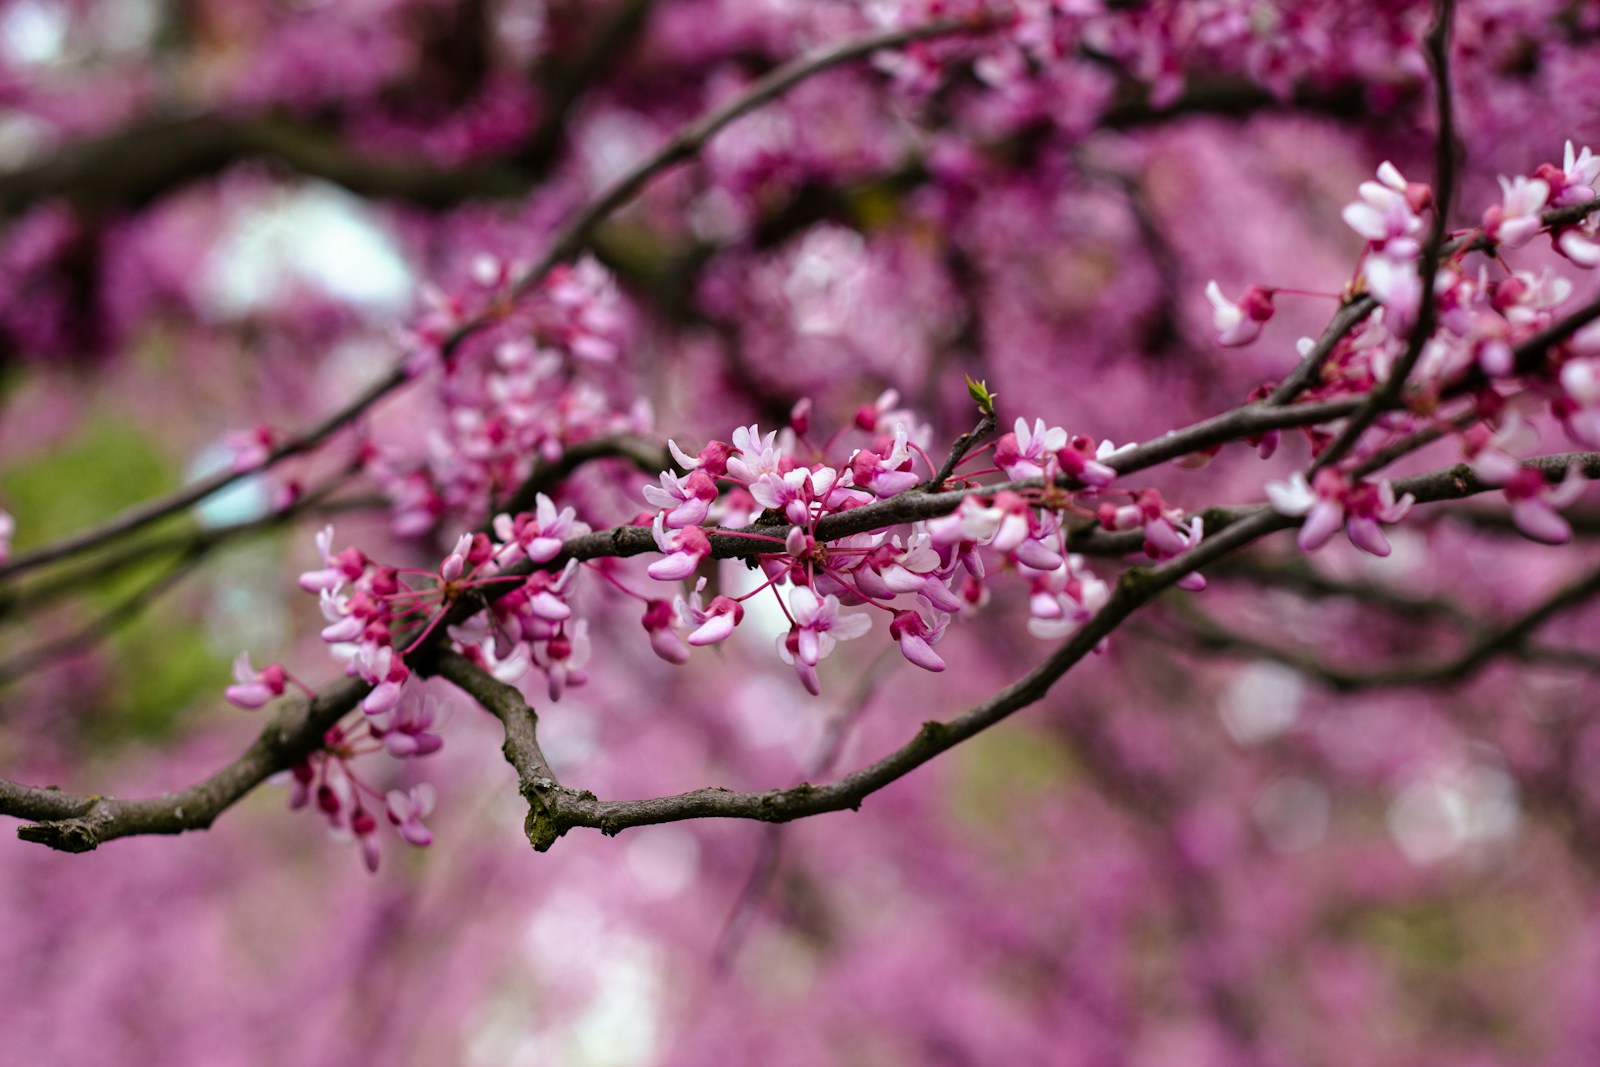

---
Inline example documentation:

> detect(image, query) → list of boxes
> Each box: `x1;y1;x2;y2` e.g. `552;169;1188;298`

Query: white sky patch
0;0;67;66
1217;661;1305;744
187;440;270;528
1387;762;1519;865
199;183;414;319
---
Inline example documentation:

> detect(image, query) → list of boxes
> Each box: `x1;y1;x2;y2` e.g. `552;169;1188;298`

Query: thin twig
1164;561;1600;691
1310;0;1457;473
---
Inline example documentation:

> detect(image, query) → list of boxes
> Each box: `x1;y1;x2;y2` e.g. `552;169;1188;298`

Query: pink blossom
666;437;736;477
1556;223;1600;268
1342;161;1428;255
889;608;948;672
641;598;690;665
492;494;589;565
385;784;437;847
849;423;922;497
1055;436;1118;488
298;525;367;593
369;693;446;758
1361;256;1421;334
1503;465;1586;544
852;388;909;433
724;424;783;485
648;514;712;581
676;580;745;646
1026;556;1111;640
778;587;871;695
224;651;288;710
1462;415;1537;486
1482;175;1550;249
1534;140;1600;208
0;509;12;566
1204;282;1275;347
356;645;410;715
317;588;364;644
643;468;721;528
530;619;590;701
1267;471;1414;556
223;424;277;471
995;417;1068;479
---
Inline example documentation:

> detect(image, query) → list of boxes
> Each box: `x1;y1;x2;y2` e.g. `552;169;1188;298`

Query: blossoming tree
4;0;1600;1062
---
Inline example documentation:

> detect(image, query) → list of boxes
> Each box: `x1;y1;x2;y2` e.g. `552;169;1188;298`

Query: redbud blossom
298;525;368;593
1204;282;1275;347
677;581;745;646
995;417;1068;479
648;514;712;580
890;609;948;672
224;652;287;710
778;587;871;695
1503;465;1587;544
369;693;446;758
1483;175;1551;249
386;784;437;847
1054;436;1118;487
1267;471;1414;556
643;469;720;528
1342;162;1428;254
0;509;12;566
641;599;690;665
1361;256;1421;334
352;808;381;873
1534;141;1600;207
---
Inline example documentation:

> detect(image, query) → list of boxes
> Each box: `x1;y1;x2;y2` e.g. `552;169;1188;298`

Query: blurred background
4;1;1600;1064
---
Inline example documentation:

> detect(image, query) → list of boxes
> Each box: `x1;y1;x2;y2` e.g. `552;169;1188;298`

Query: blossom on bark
1267;470;1415;556
1502;465;1587;544
648;514;712;580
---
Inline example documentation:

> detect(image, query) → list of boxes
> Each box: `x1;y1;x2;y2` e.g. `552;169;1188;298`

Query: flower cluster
1215;144;1600;549
632;408;1203;695
377;256;641;536
221;491;599;867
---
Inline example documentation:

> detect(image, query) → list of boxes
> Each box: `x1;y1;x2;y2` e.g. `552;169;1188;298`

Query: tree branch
2;677;370;852
1311;0;1457;473
0;16;995;585
1164;559;1600;691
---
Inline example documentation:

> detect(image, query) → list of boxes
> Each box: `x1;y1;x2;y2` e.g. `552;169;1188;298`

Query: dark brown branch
4;678;369;852
494;434;669;518
1211;556;1473;623
924;412;997;491
1312;0;1457;473
10;449;1600;849
0;552;201;687
0;478;374;622
1167;560;1600;691
0;114;531;218
1268;296;1379;405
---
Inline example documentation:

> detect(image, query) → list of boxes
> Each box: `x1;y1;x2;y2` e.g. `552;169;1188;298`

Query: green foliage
1;413;225;743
